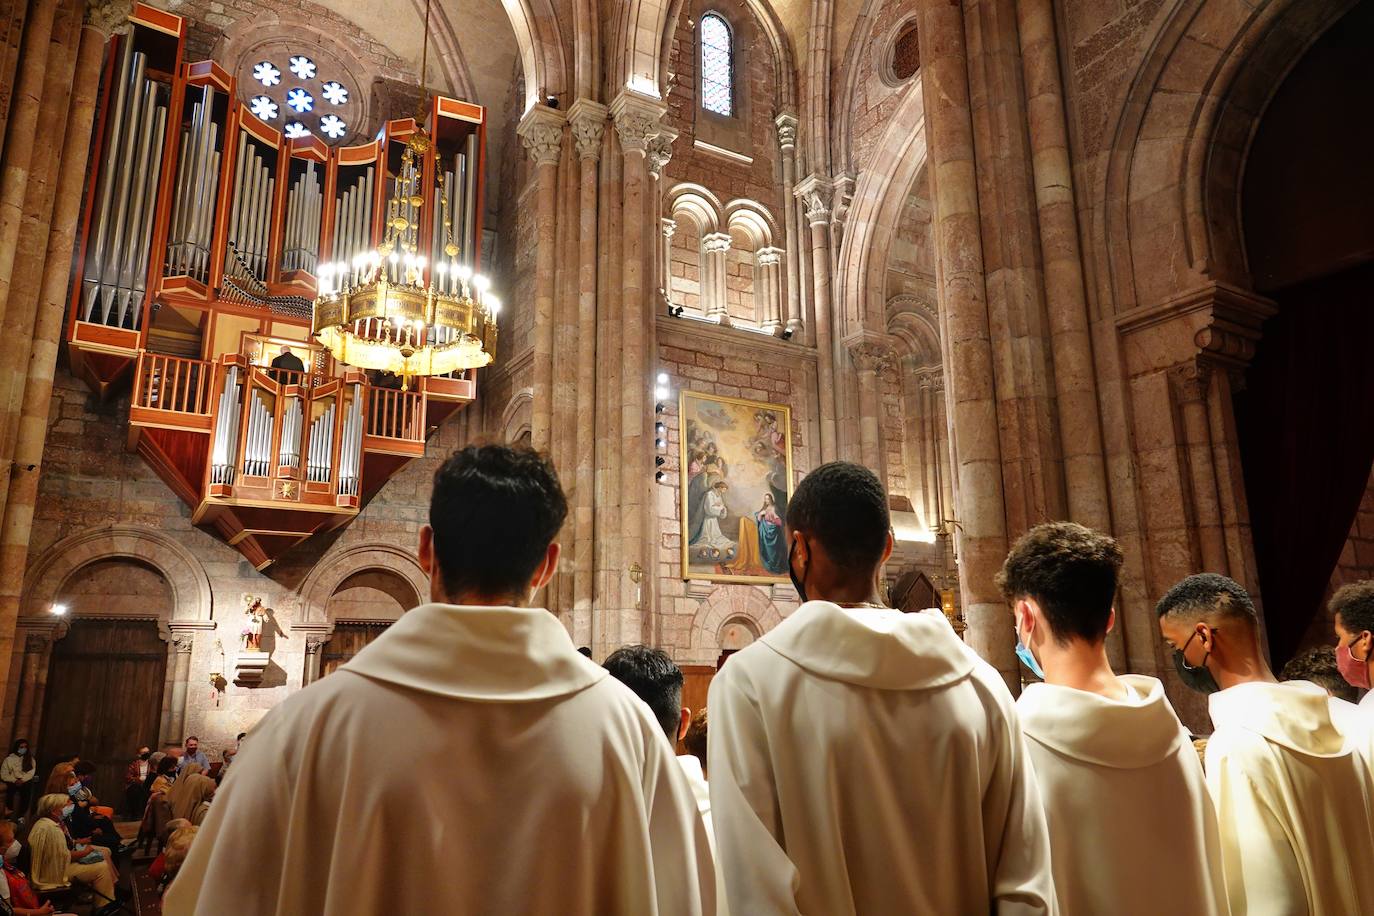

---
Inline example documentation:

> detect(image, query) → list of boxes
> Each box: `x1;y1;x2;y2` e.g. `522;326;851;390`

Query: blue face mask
61;804;73;819
1014;623;1045;681
67;784;80;797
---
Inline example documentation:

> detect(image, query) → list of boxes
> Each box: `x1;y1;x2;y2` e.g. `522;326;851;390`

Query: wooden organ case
66;4;489;568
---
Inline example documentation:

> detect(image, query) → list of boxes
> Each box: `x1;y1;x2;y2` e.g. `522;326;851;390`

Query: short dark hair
603;645;683;742
1330;580;1374;634
429;443;568;599
74;760;97;777
185;736;199;743
1155;573;1258;624
995;522;1123;644
1281;646;1359;703
683;708;708;772
787;462;889;570
156;756;178;776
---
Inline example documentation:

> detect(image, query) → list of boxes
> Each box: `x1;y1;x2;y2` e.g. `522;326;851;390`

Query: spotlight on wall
655;421;667;435
545;94;559;109
656;372;669;385
656;402;666;414
655;470;666;482
667;304;685;318
655;456;666;467
654;385;670;401
655;438;667;450
50;603;68;616
780;328;794;340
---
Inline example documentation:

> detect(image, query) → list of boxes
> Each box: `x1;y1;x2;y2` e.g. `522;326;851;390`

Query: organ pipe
210;365;242;485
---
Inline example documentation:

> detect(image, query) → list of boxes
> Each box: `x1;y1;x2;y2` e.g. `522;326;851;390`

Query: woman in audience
26;795;116;915
0;820;62;915
157;825;198;891
147;756;177;801
65;765;118;854
38;768;70;800
0;743;35;824
146;819;191;882
167;765;215;823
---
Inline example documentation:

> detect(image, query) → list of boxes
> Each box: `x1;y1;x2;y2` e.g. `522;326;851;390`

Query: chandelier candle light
311;0;498;388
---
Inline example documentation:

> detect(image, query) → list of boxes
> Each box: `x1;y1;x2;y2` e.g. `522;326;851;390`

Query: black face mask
1173;629;1221;695
788;538;809;605
139;752;151;760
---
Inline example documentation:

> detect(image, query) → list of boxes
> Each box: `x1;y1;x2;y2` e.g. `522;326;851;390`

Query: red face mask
1336;637;1371;690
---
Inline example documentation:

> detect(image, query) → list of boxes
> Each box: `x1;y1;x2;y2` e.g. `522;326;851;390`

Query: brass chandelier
311;0;498;388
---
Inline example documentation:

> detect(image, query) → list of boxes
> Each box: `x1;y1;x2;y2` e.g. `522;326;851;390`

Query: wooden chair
138;799;172;856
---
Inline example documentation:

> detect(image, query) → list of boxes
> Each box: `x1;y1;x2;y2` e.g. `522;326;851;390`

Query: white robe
1017;675;1229;916
678;755;727;915
708;602;1054;915
165;603;715;915
1206;680;1374;915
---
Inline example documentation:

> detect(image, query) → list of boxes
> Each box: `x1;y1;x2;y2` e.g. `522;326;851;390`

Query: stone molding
567;98;608;161
20;525;215;625
517;104;566;166
1116;281;1277;378
295;542;427;628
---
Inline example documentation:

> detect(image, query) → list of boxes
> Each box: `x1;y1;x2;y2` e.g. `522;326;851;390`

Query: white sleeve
640;720;717;915
707;664;802;916
980;678;1057;915
1206;742;1308;916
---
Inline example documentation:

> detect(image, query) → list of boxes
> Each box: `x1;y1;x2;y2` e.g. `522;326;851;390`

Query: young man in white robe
1331;580;1374;711
1000;523;1228;916
165;444;715;915
1157;573;1374;915
604;645;726;915
708;461;1054;915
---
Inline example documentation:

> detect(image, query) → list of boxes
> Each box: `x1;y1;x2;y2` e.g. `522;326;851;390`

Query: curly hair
1155;573;1257;625
1280;646;1358;704
787;462;890;570
1330;580;1374;634
995;522;1124;644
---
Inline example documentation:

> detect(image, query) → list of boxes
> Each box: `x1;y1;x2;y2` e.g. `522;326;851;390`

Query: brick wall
652;322;818;664
846;0;918;173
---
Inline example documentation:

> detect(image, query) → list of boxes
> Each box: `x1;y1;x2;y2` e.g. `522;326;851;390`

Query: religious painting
680;391;793;583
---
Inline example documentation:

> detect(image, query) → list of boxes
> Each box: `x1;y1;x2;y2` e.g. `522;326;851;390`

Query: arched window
699;13;734;117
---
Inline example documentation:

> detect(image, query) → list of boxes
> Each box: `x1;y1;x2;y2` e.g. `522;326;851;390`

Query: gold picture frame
679;390;794;584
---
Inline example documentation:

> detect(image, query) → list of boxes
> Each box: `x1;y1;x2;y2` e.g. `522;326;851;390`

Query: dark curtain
1234;261;1374;667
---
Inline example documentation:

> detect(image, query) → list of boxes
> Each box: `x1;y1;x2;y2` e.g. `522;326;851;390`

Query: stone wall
652;320;817;664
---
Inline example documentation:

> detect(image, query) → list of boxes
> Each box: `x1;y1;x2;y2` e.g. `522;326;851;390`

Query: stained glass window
700;14;733;117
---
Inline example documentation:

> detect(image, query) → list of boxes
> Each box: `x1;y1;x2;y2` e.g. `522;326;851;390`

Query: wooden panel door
319;622;391;677
41;619;167;809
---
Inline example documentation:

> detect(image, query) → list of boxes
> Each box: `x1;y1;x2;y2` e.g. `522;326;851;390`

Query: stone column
916;0;1014;688
517;104;566;454
568;99;606;648
303;633;328;686
850;343;890;473
660;218;676;306
11;632;52;743
0;15;106;705
700;232;733;325
163;631;194;745
756;247;784;333
610;90;665;643
775;114;803;336
916;369;942;527
1172;363;1227;573
797;177;838;462
1015;0;1111;533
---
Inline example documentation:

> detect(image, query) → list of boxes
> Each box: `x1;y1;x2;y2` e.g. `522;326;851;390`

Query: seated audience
124;746;153;819
27;794;116;914
39;768;69;800
155;826;198;890
709;461;1052;914
147;757;178;802
218;735;246;774
66;765;117;854
166;766;214;823
177;737;209;773
999;522;1227;914
146;819;192;883
165;444;713;915
1158;573;1374;914
0;743;35;822
0;820;62;916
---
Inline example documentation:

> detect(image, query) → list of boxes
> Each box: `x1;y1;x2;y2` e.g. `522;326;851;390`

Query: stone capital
796;174;833;226
845;332;896;375
609;90;667;156
1115;281;1277;378
647;126;678;179
1169;362;1213;404
661;217;677;239
755;247;783;267
701;232;733;255
775;112;799;151
567;98;609;162
86;0;135;36
517;104;566;166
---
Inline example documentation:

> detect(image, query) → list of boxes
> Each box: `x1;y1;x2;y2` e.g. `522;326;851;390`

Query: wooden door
679;665;716;755
41;619;167;808
319;622;391;677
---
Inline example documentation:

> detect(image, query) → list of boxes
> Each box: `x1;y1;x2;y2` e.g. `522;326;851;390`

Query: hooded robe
1206;680;1374;915
164;603;715;915
1017;675;1229;916
708;602;1054;915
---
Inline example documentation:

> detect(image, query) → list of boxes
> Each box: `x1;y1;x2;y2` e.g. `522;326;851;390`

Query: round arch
834;79;927;338
1095;0;1356;315
686;585;785;663
500;388;535;443
21;526;214;626
297;543;428;628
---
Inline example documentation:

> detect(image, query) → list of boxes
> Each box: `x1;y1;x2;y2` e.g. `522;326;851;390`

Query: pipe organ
70;4;487;569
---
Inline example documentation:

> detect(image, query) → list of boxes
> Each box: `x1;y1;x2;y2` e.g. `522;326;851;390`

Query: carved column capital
170;633;194;654
1169;362;1213;404
647;127;678;179
1116;281;1277;379
831;173;856;230
23;634;49;654
304;634;329;655
701;232;733;255
566;98;608;162
609;90;667;157
755;247;784;267
796;175;833;227
851;342;895;375
775;112;799;152
517;104;566;167
85;0;135;36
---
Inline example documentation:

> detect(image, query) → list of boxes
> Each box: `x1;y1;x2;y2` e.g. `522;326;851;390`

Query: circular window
884;20;921;86
233;40;363;145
